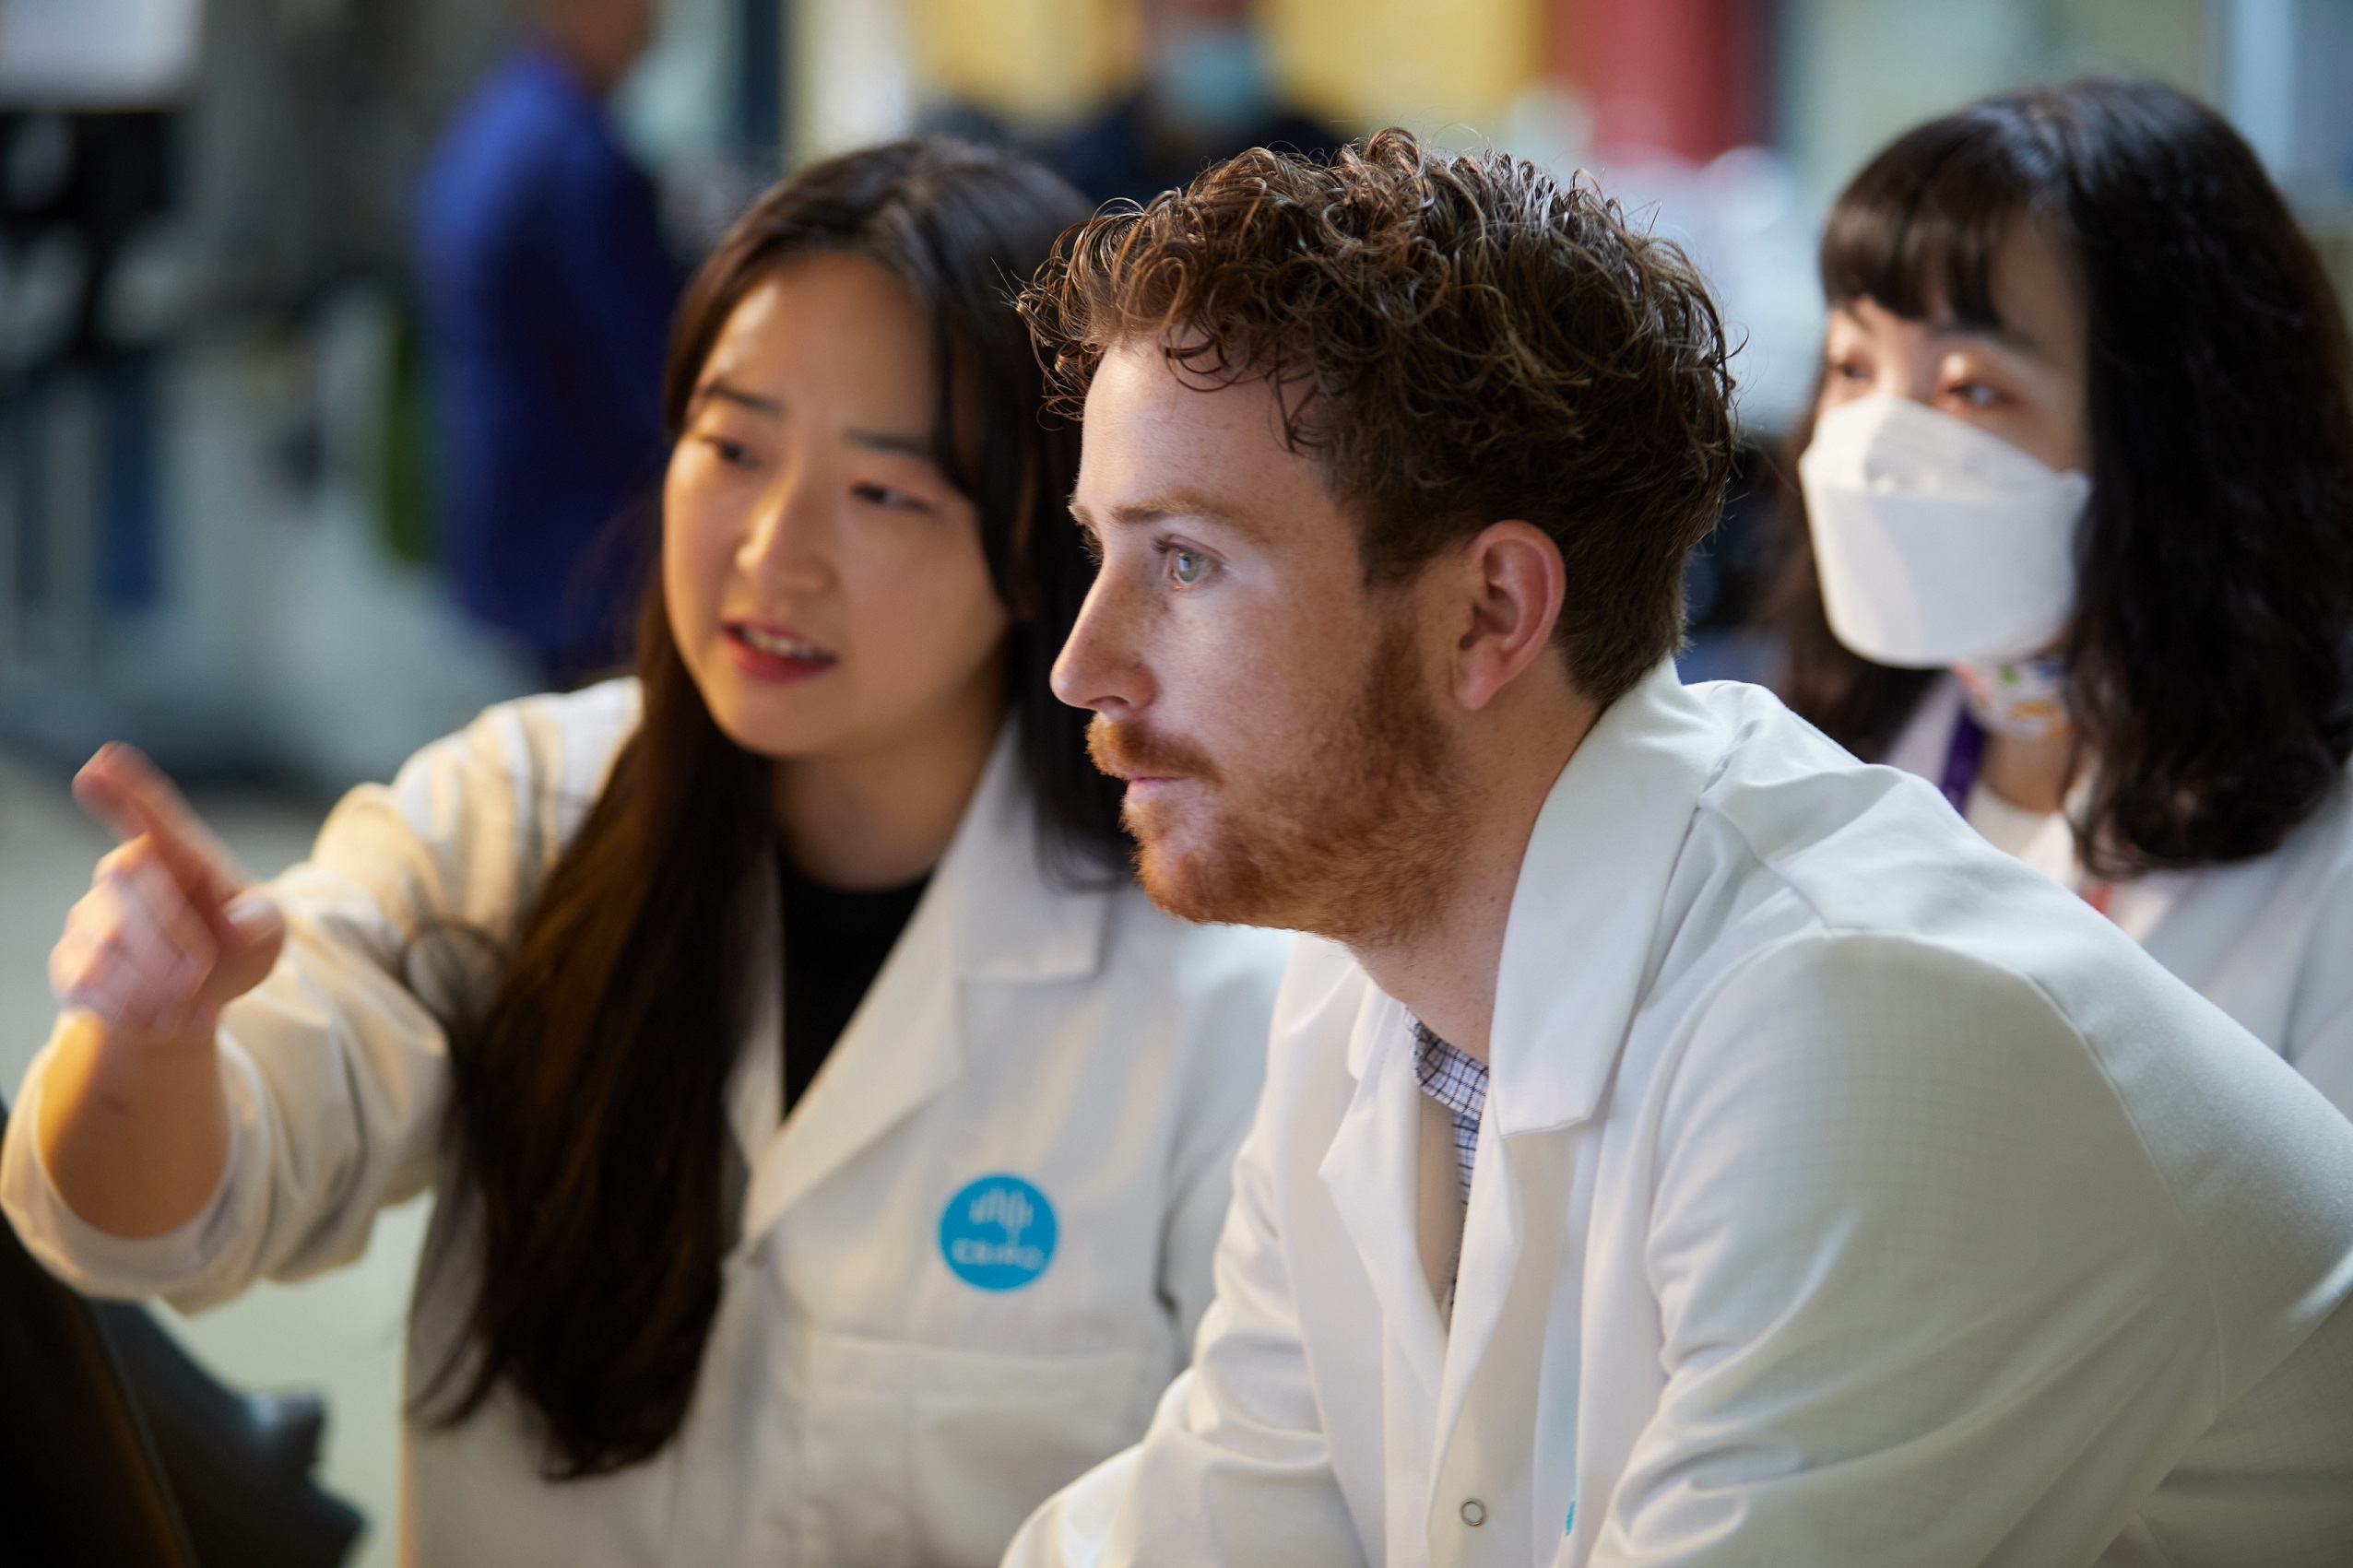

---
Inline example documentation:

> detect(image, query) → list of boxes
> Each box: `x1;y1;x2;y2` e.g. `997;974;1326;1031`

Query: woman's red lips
724;621;838;684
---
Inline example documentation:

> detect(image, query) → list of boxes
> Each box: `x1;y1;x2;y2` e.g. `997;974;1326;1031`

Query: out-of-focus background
2;0;2349;1560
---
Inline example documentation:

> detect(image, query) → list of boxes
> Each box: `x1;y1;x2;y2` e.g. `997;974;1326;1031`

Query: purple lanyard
1939;707;1987;815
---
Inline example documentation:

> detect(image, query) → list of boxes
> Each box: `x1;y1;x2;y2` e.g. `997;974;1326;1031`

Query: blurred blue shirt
415;46;680;676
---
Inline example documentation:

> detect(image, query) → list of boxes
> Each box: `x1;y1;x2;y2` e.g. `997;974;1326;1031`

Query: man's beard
1088;619;1472;948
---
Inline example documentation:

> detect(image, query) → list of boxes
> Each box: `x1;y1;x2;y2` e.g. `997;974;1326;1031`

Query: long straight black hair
427;139;1120;1477
1769;77;2353;875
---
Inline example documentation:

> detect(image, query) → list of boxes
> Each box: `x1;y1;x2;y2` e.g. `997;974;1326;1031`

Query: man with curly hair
1006;133;2353;1566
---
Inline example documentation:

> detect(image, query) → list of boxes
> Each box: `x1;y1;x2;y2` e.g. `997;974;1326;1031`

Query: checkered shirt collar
1412;1020;1487;1205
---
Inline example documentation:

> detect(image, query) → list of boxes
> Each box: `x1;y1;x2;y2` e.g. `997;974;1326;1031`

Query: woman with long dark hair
2;140;1288;1566
1773;78;2353;1117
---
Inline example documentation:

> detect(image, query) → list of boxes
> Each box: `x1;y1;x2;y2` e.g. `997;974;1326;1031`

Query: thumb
203;891;286;1004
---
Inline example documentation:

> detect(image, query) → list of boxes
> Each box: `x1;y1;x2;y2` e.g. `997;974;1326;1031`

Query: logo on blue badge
940;1173;1058;1291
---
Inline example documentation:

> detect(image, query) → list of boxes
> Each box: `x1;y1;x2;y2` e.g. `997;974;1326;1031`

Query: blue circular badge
939;1173;1058;1291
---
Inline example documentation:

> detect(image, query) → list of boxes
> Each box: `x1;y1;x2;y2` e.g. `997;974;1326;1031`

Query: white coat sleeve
1590;931;2231;1567
2283;843;2353;1121
1005;1067;1366;1568
0;686;634;1313
1156;925;1290;1358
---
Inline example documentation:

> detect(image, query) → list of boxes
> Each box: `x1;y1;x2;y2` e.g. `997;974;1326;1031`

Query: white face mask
1798;393;2090;669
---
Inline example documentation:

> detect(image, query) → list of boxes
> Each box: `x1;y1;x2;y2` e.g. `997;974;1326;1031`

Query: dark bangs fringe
1816;103;2069;334
1771;77;2353;875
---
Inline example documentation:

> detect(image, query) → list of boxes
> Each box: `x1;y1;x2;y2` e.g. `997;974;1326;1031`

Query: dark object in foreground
0;1094;364;1567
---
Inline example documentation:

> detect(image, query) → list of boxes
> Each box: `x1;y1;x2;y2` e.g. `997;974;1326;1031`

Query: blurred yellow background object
905;0;1143;125
1265;0;1543;137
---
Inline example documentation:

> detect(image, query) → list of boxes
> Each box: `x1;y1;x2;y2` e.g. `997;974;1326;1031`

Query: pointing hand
50;743;286;1048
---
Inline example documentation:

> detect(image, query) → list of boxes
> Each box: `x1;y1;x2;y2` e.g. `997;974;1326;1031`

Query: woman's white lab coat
1007;666;2353;1568
1885;675;2353;1117
0;681;1291;1568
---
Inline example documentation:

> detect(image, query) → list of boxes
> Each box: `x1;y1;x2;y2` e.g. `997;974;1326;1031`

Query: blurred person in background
3;141;1288;1568
1040;0;1343;206
415;0;684;685
1774;78;2353;1121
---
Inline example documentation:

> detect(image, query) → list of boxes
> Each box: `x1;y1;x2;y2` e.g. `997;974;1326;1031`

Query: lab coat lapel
737;727;1109;1243
1318;986;1448;1433
725;871;785;1178
1425;664;1731;1522
1484;661;1729;1141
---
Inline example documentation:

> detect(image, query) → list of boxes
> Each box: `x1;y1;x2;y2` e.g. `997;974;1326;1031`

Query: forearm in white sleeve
1007;1095;1366;1568
3;1025;261;1304
0;837;458;1313
1155;939;1285;1357
2;691;624;1313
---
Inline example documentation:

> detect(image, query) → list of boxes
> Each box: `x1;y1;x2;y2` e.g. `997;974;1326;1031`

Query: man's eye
1950;380;2004;409
1170;548;1209;585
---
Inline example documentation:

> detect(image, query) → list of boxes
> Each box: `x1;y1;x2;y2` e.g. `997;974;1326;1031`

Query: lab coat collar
1485;660;1727;1137
1330;662;1723;1104
730;725;1116;1240
940;725;1117;984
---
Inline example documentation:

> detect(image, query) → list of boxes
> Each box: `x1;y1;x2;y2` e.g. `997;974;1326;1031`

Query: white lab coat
1;681;1292;1568
1005;665;2353;1568
1884;675;2353;1118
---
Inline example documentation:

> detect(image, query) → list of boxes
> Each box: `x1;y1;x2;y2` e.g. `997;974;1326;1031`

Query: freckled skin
1049;342;1594;1056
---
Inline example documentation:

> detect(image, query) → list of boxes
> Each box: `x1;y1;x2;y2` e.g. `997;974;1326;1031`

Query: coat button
1460;1500;1487;1527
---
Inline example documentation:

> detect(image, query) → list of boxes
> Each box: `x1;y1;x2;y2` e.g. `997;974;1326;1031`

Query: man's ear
1444;520;1567;713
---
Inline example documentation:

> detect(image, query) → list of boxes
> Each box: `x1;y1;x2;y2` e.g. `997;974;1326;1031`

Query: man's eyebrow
1089;489;1263;537
692;380;782;416
846;427;937;461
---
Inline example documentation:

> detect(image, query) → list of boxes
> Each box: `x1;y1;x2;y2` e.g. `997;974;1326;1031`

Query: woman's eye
704;436;756;467
1830;357;1871;383
1949;380;2004;409
1169;548;1209;585
852;481;928;512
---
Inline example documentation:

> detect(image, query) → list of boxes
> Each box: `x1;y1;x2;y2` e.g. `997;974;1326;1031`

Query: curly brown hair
1018;128;1737;705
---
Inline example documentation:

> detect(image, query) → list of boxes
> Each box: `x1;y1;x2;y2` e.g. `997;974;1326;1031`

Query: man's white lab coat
1007;665;2353;1568
2;681;1292;1568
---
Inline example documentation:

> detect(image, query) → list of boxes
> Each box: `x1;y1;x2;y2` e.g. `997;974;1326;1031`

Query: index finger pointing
74;745;246;906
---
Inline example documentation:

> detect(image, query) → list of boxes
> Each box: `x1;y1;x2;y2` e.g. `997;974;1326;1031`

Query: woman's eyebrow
1927;320;2043;357
846;428;935;460
695;380;783;416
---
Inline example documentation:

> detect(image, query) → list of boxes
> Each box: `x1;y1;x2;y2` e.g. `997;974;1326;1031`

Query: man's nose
1051;563;1153;717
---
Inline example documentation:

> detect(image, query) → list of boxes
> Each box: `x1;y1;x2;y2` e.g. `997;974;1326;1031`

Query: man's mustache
1087;716;1224;786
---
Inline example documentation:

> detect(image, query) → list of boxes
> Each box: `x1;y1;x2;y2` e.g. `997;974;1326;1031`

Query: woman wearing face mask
1774;78;2353;1118
0;140;1289;1567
